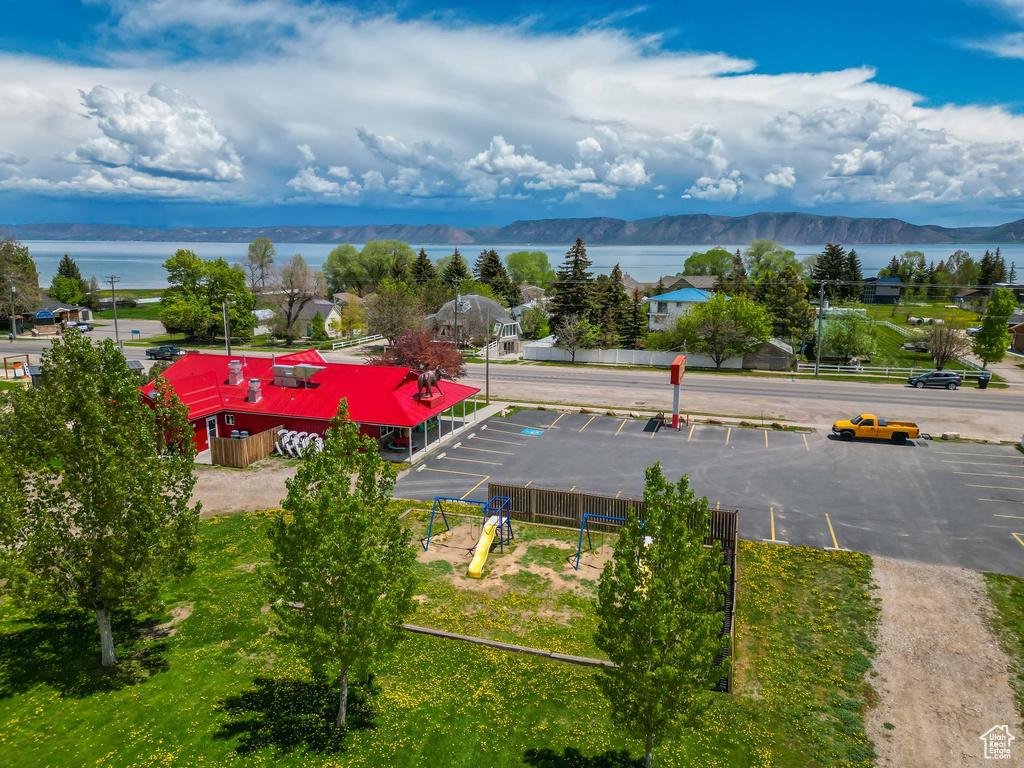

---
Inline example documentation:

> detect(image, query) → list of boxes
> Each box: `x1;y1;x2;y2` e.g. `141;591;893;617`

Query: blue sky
2;0;1024;228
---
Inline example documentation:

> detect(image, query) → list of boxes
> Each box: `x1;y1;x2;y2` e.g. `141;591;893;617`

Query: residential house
294;298;344;339
647;287;715;332
1010;322;1024;353
861;277;902;304
425;294;522;355
34;295;91;330
252;308;276;336
672;275;721;292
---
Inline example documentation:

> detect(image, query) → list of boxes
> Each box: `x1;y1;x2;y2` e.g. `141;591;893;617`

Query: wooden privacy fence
488;481;739;693
210;425;283;468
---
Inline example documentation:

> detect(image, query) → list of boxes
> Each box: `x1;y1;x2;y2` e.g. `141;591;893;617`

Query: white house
647;288;715;331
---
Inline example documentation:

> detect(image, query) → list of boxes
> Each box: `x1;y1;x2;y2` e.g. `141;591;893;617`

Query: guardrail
797;362;988;379
332;333;384;350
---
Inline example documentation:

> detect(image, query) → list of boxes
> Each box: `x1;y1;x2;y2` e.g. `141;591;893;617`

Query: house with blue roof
861;277;902;304
647;287;717;331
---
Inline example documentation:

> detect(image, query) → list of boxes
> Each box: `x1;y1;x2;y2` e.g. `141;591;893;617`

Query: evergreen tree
652;277;666;297
879;255;900;279
598;307;619;349
409;248;437;285
755;265;815;365
621;289;649;349
440;249;471;288
472;249;519;307
978;250;997;287
1010;262;1018;283
994;247;1008;283
593;264;631;342
729;249;749;295
844;249;863;300
550;238;595;332
811;243;847;300
56;254;83;282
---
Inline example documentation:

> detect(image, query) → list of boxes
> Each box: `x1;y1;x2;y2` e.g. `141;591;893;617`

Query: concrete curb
402;623;616;668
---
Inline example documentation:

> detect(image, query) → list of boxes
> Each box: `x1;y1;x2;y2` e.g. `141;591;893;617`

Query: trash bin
978;373;991;389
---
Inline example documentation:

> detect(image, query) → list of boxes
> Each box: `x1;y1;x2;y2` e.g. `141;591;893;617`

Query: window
225;414;235;426
862;419;874;427
657;302;668;314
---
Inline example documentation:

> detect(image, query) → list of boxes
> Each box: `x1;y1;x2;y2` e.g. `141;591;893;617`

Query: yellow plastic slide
468;515;499;579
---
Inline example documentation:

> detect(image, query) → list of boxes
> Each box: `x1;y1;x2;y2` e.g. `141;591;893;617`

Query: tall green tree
265;403;416;728
323;241;415;296
473;249;519;307
439;249;472;288
821;313;876;361
409;248;438;285
675;292;772;369
160;250;256;340
811;243;848;300
550;238;594;332
48;254;89;305
743;240;801;281
56;253;83;282
0;333;199;667
0;233;43;326
505;251;555;289
241;237;276;293
621;288;649;349
728;249;748;295
972;287;1017;368
593;264;631;342
682;248;733;277
364;277;419;345
270;254;326;346
754;265;815;364
844;249;863;300
595;464;729;768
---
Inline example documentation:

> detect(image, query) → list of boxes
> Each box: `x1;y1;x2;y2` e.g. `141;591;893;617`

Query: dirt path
866;557;1022;766
191;460;298;517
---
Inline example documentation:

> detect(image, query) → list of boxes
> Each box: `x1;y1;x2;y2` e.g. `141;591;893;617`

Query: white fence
332;333;384;350
523;340;741;369
877;320;912;337
797;362;987;379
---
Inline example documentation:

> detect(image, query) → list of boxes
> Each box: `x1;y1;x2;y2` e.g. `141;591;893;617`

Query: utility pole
104;275;121;350
222;298;232;357
5;276;15;339
485;310;492;405
814;280;826;378
454;293;461;349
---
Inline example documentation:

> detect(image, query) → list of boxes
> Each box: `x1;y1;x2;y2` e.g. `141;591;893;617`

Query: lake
21;240;1024;290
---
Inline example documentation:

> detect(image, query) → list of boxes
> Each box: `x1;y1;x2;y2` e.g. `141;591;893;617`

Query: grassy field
984;573;1024;715
0;509;880;767
93;305;163;321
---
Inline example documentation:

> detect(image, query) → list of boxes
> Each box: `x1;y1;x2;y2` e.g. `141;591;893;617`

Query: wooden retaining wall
209;425;282;468
488;481;738;692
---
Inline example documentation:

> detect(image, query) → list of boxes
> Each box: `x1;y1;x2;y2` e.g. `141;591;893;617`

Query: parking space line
461;475;491;500
725;427;731;446
615;419;627;436
498;421;547;430
461;446;515;456
967;483;1024;491
472;436;526;446
944;460;1024;467
771;506;776;540
546;413;565;428
802;433;809;451
445;457;504;466
980;498;1024;505
954;471;1024;479
615;490;622;498
688;424;695;442
486;427;531;437
825;513;839;549
579;416;596;433
422;467;488;478
524;480;532;487
1013;533;1024;550
936;451;1023;458
764;430;769;448
569;485;576;492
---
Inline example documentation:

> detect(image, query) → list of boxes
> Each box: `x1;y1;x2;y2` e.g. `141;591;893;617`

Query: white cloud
0;152;29;165
764;165;796;188
0;0;1020;217
66;84;243;183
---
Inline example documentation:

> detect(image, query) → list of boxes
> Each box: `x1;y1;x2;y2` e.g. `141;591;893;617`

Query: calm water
23;240;1024;289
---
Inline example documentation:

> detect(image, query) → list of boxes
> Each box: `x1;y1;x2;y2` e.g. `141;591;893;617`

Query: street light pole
454;293;461;349
485;309;491;405
814;280;826;378
104;275;121;349
6;277;15;339
222;298;232;357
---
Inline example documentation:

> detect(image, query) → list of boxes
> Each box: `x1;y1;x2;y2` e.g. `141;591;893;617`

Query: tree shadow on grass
0;609;170;699
523;747;644;768
214;675;378;755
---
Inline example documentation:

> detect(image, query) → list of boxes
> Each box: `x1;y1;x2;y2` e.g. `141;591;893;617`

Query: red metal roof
142;350;480;428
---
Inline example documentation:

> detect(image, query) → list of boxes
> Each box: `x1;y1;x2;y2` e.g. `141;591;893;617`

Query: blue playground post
423;495;514;552
573;513;644;570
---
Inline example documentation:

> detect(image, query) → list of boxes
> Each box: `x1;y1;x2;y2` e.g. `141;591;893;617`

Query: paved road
8;334;1022;441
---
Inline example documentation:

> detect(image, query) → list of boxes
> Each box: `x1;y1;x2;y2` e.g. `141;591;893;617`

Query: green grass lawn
0;509;879;767
984;573;1024;716
93;305;163;321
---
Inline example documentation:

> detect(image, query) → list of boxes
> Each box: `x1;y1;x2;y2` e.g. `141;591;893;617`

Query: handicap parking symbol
521;428;543;436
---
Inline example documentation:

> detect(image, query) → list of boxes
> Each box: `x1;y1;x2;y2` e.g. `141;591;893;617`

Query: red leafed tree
369;329;466;380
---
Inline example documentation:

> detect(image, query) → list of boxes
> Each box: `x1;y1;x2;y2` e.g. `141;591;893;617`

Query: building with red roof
142;349;480;459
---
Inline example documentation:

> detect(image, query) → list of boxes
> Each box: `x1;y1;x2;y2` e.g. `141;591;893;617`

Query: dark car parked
69;321;94;332
907;370;963;390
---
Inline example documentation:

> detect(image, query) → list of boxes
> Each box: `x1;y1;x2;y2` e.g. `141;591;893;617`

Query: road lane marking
461;446;515;456
423;467;488;478
461;475;491;500
980;498;1024;505
995;514;1024;519
444;457;503;466
803;433;810;452
615;419;628;436
967;484;1024;491
764;430;769;448
725;427;731;446
771;506;776;540
937;451;1023;458
826;513;839;549
954;471;1024;479
688;424;695;442
524;480;532;487
943;460;1024;467
547;413;565;428
473;436;527;446
1013;533;1024;550
579;416;596;433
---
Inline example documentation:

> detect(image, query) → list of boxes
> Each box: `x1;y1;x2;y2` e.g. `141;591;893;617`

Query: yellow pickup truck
832;414;920;445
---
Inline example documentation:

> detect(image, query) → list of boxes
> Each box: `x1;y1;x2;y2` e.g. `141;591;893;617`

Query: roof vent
227;359;243;386
246;378;262;403
272;364;325;388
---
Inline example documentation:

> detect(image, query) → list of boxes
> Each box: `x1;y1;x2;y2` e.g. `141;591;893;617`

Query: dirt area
865;557;1022;766
191;460;298;517
140;602;194;640
417;522;611;597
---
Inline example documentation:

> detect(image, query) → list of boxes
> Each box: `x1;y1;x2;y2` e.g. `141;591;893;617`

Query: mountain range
4;212;1024;246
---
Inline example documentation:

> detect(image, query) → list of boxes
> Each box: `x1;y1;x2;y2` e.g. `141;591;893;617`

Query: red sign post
670;355;686;429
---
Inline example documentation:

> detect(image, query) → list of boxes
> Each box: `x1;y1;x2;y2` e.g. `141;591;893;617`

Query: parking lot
395;408;1024;577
